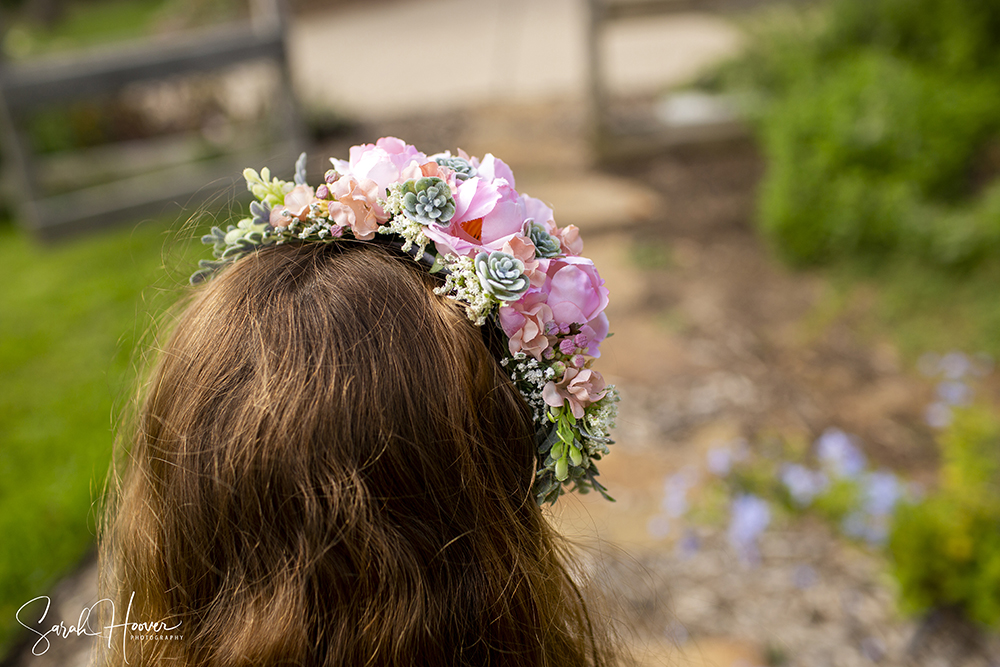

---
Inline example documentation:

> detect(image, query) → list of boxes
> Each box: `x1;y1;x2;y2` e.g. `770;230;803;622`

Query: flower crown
192;137;619;505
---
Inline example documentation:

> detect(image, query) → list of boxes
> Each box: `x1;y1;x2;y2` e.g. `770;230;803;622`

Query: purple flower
940;351;971;379
706;446;732;476
728;494;770;565
559;338;576;355
661;470;695;518
936;380;972;406
925;401;952;429
863;470;901;517
676;528;700;559
815;428;866;479
781;463;829;507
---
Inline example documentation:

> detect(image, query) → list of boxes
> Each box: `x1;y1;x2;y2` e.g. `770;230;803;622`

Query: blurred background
1;0;999;665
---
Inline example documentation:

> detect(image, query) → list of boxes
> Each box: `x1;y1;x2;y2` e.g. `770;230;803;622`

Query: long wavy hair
97;242;617;667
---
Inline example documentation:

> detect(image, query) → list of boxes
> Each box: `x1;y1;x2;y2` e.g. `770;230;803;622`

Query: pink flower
270;184;316;227
543;256;609;328
328;176;382;240
498;291;553;360
452;177;501;225
330;136;428;200
471;153;516;188
555;224;583;255
480;181;526;245
423;178;527;258
542;367;608;419
498;233;545;287
521;194;555;231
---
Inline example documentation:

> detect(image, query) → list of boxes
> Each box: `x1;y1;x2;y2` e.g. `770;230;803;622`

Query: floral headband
192;137;618;505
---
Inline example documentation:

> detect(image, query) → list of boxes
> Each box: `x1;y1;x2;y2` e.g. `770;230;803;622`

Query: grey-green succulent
524;220;561;258
474;251;530;301
434;155;477;181
400;177;455;226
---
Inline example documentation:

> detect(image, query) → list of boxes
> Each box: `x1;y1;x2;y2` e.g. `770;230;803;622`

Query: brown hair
98;242;617;666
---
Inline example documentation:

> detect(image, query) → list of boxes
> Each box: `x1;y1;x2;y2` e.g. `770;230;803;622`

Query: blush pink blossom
542;367;608;419
471;153;516;188
498;233;544;287
479;181;526;245
498;291;554;359
330;136;428;201
521;194;556;232
328;176;382;240
452;177;501;225
270;184;315;227
555;224;583;255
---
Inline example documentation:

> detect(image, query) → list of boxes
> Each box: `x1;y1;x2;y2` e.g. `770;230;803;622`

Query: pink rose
270;184;316;227
543;256;609;328
498;290;553;360
330;136;428;199
542;367;608;419
328;176;382;240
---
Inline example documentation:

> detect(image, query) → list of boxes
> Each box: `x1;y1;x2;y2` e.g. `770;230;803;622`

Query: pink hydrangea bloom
498;291;553;359
330;136;428;205
328;176;382;240
542;367;608;419
270;184;315;227
555;224;583;255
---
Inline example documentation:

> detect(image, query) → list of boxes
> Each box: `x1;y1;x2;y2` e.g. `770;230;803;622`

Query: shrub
889;407;1000;626
717;0;1000;268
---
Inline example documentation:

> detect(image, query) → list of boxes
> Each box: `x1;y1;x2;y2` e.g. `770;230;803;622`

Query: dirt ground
6;99;999;667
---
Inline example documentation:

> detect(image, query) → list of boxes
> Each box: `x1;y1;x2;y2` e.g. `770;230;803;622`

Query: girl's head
100;242;612;666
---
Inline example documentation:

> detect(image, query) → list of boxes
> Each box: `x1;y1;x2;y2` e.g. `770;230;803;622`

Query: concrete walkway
289;0;742;119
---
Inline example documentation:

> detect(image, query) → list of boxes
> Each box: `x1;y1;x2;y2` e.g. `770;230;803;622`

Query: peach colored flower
498;291;553;360
499;233;544;288
542;367;608;419
328;176;382;240
270;184;315;227
555;224;583;255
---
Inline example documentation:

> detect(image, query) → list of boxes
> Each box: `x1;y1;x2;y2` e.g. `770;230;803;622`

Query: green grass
0;217;204;654
2;0;243;60
2;0;170;59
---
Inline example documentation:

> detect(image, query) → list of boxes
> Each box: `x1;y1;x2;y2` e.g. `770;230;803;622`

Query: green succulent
400;177;456;226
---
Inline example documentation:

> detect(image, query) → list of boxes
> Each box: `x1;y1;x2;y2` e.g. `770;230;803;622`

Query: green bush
889;408;1000;626
718;0;1000;268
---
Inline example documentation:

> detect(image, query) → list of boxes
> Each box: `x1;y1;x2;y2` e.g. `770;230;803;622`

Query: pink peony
330;136;428;200
328;176;382;240
542;367;608;419
270;184;316;227
498;290;553;359
479;181;526;245
452;177;501;225
521;194;556;232
543;256;609;328
471;153;516;188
